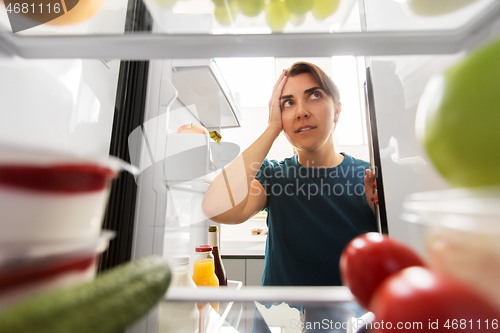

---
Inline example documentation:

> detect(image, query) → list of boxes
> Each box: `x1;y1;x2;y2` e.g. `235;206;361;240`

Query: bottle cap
208;225;218;232
171;255;190;266
195;245;213;252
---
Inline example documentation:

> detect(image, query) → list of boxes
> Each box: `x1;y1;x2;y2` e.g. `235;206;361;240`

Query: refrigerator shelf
163;280;243;333
172;59;242;129
165;178;212;192
165;285;353;304
0;0;499;59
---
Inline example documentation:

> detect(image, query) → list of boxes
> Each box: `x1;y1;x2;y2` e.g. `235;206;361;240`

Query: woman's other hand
268;69;287;134
364;169;378;215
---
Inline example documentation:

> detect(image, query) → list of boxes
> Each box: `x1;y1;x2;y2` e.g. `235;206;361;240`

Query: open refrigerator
1;0;500;332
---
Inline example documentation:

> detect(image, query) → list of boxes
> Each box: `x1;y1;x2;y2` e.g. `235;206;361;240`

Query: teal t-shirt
255;153;378;286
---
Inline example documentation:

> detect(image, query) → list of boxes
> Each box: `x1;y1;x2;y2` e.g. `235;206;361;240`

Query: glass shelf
0;0;499;59
164;285;368;333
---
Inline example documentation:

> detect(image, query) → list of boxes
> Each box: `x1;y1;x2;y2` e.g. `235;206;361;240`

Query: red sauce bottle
208;225;227;286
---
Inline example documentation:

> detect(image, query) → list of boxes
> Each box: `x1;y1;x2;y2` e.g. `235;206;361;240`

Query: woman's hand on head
364;169;378;215
267;69;287;135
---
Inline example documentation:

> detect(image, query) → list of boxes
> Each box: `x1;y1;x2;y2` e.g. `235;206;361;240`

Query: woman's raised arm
201;70;288;224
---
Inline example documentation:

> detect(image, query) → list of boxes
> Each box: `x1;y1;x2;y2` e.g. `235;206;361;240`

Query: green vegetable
214;2;239;26
0;256;171;333
154;0;177;8
311;0;339;20
417;38;500;188
266;0;290;33
284;0;313;15
408;0;478;16
238;0;264;17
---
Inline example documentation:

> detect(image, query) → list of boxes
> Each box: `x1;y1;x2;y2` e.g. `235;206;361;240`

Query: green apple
311;0;339;20
284;0;313;15
290;13;306;26
212;0;235;6
407;0;478;16
238;0;264;17
265;0;290;33
214;2;239;26
416;38;500;188
155;0;177;8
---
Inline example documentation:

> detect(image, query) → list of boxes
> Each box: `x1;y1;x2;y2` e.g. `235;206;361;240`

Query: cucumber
0;255;171;333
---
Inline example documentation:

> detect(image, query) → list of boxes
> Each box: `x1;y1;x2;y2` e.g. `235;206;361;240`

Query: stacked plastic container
403;187;500;313
0;143;135;308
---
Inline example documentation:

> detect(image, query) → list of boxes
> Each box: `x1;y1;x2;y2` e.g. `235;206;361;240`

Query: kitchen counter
220;221;267;258
220;240;265;259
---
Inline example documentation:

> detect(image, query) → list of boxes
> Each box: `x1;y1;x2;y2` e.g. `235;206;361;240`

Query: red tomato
370;266;500;333
339;232;425;310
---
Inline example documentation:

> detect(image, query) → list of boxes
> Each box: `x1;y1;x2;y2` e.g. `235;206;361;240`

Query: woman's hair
286;62;340;104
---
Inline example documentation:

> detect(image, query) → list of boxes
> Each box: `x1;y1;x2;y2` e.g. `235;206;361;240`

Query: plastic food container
0;143;137;242
0;231;115;309
402;187;500;312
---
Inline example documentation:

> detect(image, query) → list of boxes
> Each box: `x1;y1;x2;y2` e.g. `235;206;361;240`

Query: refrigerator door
2;0;500;59
364;3;500;254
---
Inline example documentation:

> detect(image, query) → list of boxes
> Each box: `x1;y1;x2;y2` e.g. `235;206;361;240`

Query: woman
202;61;379;287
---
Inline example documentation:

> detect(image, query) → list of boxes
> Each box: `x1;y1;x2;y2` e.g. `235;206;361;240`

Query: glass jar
192;245;219;314
192;245;219;287
159;255;199;333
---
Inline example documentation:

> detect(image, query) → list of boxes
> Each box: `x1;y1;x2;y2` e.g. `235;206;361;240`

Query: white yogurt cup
0;143;137;243
0;231;115;309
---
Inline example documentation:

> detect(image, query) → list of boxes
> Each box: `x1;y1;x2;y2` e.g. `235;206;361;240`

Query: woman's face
280;73;340;152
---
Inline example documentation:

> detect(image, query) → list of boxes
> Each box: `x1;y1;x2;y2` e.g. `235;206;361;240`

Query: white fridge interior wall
129;56;246;333
0;58;123;156
0;0;128;156
131;58;222;270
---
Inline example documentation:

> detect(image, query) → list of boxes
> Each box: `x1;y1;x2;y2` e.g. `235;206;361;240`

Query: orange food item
192;245;219;311
46;0;105;26
8;0;105;26
192;259;219;287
